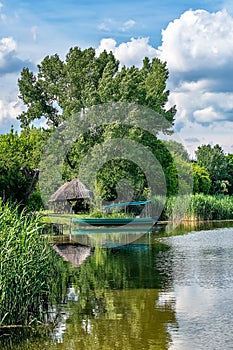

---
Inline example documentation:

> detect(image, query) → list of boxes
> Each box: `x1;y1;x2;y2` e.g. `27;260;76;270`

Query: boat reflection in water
71;213;157;248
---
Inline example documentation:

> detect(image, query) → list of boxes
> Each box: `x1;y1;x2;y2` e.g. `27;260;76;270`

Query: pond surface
2;221;233;349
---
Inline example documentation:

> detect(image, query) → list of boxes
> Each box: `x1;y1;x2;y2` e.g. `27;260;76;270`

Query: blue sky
1;0;233;157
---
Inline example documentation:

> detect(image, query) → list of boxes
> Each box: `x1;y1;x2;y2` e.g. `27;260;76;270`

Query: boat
71;200;157;235
72;216;155;227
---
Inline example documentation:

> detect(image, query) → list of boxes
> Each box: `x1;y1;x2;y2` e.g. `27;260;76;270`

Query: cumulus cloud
0;99;22;131
0;36;33;75
193;106;223;124
96;10;233;156
157;9;233;75
155;8;233;154
96;37;156;67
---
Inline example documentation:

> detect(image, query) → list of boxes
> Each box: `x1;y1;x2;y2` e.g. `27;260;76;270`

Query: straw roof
49;178;94;202
52;243;92;267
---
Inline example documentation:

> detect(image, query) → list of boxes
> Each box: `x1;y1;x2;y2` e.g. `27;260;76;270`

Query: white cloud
96;38;116;54
0;37;17;69
98;19;114;32
0;37;16;58
193;107;221;124
157;9;233;73
0;99;23;126
0;36;34;75
121;19;136;32
96;37;156;67
0;3;7;22
156;9;233;154
98;18;136;33
96;12;233;156
98;22;111;31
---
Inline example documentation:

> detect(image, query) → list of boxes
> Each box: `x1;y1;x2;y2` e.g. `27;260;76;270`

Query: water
159;227;233;350
2;223;233;349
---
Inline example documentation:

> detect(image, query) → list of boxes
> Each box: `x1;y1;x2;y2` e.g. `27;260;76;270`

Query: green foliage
0;127;48;208
225;154;233;195
18;46;176;129
162;194;233;221
188;194;233;220
0;203;63;326
26;190;44;212
163;140;190;161
192;163;211;194
195;144;228;194
17;47;178;204
60;123;179;204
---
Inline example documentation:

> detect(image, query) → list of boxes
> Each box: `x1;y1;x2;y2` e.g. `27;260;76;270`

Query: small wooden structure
49;178;94;214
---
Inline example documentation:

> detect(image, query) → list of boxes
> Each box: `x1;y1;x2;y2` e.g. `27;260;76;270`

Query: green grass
0;203;63;326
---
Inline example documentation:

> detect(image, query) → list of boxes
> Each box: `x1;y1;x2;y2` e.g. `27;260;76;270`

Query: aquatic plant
161;194;233;221
0;202;63;326
187;194;233;220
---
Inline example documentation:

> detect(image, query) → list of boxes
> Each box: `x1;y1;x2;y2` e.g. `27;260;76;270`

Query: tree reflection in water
0;242;178;350
57;243;178;350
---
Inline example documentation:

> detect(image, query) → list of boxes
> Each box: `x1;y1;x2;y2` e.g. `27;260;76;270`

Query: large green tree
18;47;178;204
18;47;176;128
195;144;228;194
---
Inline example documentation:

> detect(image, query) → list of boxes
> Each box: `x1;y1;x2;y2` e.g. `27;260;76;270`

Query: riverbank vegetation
0;46;233;220
1;46;233;331
160;194;233;221
0;203;64;326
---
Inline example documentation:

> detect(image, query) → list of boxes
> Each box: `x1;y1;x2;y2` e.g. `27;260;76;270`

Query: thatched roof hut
52;243;92;267
49;178;94;213
49;178;94;202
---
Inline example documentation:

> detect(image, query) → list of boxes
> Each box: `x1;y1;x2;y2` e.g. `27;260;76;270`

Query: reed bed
161;194;233;221
0;203;63;326
187;194;233;220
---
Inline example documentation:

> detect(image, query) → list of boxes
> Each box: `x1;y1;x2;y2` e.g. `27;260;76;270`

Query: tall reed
0;203;62;326
161;194;233;221
187;194;233;220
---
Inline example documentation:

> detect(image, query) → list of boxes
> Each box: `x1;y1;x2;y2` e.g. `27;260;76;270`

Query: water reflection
159;227;233;350
3;222;233;349
0;242;177;350
61;288;177;350
49;244;177;349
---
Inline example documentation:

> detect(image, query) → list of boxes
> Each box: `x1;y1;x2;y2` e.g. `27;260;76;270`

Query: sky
1;0;233;157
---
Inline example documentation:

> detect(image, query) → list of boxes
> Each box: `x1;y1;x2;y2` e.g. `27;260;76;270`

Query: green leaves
192;163;211;194
195;144;228;194
0;127;48;207
17;46;176;129
17;46;178;205
0;203;62;326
